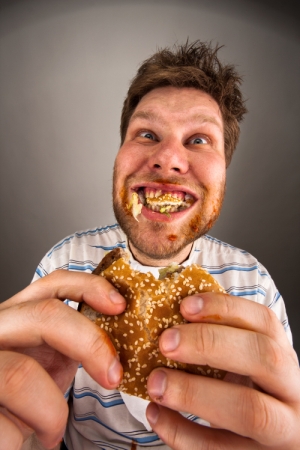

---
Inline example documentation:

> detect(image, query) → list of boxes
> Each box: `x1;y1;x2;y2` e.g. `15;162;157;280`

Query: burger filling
137;187;195;214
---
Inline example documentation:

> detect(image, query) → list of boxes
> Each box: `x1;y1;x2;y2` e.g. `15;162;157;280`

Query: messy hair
120;40;247;166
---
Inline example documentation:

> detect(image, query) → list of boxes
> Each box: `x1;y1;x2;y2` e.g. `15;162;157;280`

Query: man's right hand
0;270;126;449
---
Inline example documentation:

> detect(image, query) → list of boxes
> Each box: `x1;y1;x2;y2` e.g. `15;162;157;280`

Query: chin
113;201;220;261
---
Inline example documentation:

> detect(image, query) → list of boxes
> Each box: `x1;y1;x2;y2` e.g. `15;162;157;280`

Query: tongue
144;187;185;201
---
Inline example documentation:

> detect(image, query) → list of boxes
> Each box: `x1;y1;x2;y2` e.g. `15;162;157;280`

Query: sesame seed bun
80;248;227;400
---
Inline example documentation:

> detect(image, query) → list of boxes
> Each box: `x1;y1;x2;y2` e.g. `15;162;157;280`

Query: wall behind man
1;0;299;355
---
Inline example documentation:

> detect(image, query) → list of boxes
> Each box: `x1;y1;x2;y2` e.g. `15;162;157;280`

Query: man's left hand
146;292;300;449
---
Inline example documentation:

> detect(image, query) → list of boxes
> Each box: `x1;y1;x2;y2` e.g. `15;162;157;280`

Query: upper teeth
146;193;182;206
137;188;195;213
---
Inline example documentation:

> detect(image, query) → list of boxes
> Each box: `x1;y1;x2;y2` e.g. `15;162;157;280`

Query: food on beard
126;192;143;221
127;188;196;220
80;248;227;400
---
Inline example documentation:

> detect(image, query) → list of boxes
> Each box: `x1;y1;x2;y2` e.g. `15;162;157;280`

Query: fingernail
109;290;125;304
108;357;122;385
146;402;160;425
184;296;204;314
148;370;167;399
161;328;180;352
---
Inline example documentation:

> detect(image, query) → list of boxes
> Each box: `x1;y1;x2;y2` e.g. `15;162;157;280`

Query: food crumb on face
126;192;142;221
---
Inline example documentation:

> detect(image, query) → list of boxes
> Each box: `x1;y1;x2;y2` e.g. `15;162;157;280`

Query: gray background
1;0;299;356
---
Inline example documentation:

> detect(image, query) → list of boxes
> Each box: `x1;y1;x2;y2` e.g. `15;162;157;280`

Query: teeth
138;187;195;214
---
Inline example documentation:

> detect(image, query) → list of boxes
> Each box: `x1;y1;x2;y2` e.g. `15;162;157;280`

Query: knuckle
239;388;269;435
87;328;110;357
219;293;235;317
2;353;37;396
176;376;194;408
260;305;281;336
255;334;285;375
30;298;65;324
194;323;216;356
238;388;289;442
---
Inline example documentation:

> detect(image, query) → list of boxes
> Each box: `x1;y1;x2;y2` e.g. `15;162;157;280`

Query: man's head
120;40;247;167
113;41;246;266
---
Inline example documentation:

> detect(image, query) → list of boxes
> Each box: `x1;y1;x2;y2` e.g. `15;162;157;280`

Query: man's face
113;86;226;265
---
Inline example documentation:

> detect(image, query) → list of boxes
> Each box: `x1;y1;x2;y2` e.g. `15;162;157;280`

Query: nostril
153;164;161;169
173;167;180;172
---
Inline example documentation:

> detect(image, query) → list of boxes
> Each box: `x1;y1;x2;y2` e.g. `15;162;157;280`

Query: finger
0;351;67;449
1;270;126;314
0;299;123;390
0;412;23;450
158;322;300;401
180;293;291;349
146;403;261;450
147;368;298;447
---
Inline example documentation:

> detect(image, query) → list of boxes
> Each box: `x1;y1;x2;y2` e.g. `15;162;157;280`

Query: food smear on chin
138;187;194;215
126;192;142;221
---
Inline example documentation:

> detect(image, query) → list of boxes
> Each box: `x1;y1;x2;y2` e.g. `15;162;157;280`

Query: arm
146;292;300;449
0;270;126;449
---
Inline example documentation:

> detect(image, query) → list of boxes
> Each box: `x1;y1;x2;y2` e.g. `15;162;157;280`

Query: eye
139;131;157;141
188;136;209;145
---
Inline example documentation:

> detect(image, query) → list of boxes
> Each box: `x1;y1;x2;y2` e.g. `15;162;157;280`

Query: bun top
81;250;227;399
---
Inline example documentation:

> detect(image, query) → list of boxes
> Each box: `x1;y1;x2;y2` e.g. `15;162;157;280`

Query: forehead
130;86;223;131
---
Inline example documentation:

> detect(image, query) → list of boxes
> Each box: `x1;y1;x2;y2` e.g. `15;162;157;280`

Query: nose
147;139;189;175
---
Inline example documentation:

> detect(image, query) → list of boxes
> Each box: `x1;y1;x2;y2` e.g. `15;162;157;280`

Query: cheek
115;145;147;185
193;154;226;189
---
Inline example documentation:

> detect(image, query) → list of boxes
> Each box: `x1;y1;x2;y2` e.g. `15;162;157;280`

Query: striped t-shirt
33;224;292;450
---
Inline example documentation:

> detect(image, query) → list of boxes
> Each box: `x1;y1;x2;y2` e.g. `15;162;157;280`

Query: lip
130;182;199;222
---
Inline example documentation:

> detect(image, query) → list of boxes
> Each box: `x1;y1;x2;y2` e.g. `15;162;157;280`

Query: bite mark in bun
81;248;227;400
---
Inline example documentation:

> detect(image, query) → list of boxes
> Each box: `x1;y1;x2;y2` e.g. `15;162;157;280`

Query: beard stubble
112;170;225;261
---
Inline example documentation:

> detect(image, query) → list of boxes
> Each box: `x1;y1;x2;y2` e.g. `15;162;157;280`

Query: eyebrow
130;110;161;124
130;110;223;131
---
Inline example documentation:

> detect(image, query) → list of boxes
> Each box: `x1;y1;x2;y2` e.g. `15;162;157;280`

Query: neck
128;241;193;267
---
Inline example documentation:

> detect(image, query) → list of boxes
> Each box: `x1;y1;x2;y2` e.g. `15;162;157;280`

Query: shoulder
194;234;292;343
193;234;260;266
34;224;127;278
192;235;275;301
47;224;126;255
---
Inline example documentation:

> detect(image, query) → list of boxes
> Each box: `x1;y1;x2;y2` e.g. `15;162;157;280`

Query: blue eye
140;131;156;140
190;136;208;145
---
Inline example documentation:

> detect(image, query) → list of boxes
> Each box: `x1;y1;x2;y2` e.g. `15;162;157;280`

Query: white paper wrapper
120;392;152;431
120;392;211;432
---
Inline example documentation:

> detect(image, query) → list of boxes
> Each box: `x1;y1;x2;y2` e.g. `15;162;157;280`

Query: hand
0;270;126;449
146;293;300;449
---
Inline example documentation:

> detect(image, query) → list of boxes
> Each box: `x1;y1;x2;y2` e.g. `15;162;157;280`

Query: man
1;41;300;450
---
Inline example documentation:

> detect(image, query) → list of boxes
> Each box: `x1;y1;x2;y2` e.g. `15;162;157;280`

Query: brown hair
120;40;247;166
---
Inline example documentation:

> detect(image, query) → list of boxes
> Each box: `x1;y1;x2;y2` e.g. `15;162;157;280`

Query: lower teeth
146;204;183;213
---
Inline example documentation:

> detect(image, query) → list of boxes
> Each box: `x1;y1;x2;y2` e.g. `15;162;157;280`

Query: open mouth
136;187;195;214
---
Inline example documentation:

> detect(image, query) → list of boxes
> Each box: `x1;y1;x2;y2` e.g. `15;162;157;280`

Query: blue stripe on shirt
73;413;160;444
